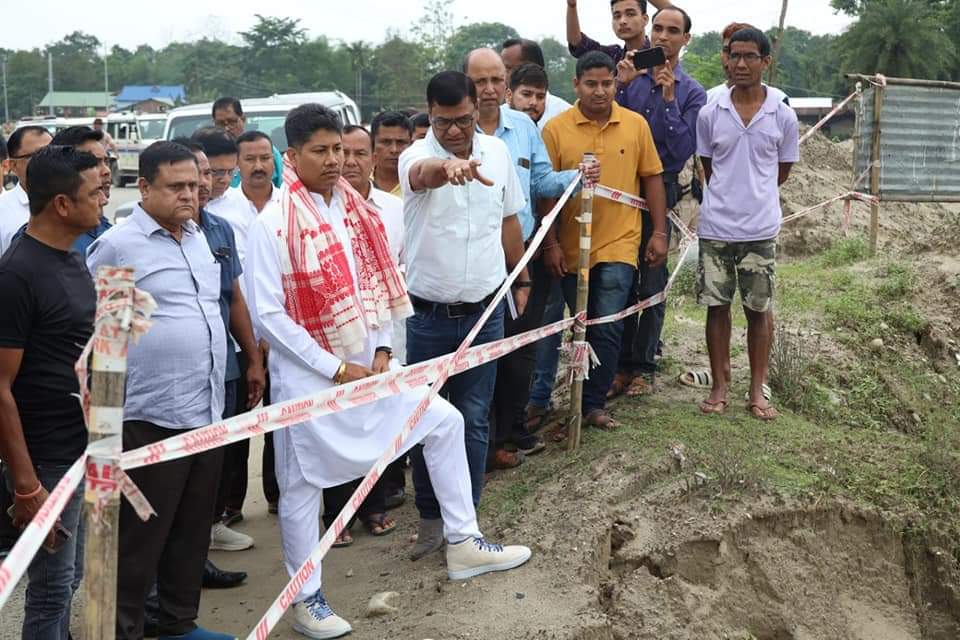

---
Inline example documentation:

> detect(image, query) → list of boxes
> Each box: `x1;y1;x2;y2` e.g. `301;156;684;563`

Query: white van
107;112;169;186
162;92;360;151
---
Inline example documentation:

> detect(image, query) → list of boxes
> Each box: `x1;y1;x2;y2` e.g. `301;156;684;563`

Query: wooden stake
868;79;884;255
568;154;595;452
83;266;136;640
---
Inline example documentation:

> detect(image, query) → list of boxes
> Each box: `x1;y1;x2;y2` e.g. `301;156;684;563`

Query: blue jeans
528;278;565;408
620;210;670;376
561;262;636;415
407;300;504;518
4;463;85;640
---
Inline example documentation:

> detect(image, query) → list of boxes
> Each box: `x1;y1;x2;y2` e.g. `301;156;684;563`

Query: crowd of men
0;1;799;638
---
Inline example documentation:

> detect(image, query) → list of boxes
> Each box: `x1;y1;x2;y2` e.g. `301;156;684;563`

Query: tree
768;0;789;84
444;22;519;69
683;52;725;90
839;0;956;80
540;37;577;102
411;0;456;73
369;33;433;112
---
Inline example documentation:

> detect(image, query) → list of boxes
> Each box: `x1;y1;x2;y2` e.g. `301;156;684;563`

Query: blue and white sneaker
446;537;532;580
291;590;352;639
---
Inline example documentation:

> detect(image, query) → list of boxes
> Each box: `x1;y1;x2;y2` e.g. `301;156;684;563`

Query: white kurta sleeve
244;215;343;380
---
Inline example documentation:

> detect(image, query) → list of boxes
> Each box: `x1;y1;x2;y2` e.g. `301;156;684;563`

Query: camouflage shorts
696;239;776;312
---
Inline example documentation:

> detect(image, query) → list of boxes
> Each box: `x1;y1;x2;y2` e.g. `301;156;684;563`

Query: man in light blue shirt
87;141;233;640
463;48;598;468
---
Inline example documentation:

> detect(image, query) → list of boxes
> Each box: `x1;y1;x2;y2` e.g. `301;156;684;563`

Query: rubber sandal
333;529;354;547
699;399;728;415
748;403;779;421
606;372;634;400
625;376;654;397
584;409;621;430
679;369;713;389
524;404;552;434
361;513;397;537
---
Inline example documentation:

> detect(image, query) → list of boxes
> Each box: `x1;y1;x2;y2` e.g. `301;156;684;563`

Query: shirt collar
131;203;199;238
572;100;623;126
12;183;28;206
718;84;781;114
426;126;484;161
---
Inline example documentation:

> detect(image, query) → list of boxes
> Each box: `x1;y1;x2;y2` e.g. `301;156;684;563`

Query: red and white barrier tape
591;184;696;242
0;457;85;610
781;191;878;226
799;89;860;145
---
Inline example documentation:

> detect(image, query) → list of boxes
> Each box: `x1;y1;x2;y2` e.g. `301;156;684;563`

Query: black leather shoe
202;559;247;589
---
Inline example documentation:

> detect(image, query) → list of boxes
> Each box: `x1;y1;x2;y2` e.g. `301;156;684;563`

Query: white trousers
277;404;481;603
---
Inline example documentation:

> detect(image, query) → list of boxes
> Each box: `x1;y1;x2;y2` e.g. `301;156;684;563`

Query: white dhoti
245;191;481;603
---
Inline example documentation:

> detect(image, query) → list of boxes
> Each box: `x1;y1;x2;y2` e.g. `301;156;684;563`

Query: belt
409;290;498;319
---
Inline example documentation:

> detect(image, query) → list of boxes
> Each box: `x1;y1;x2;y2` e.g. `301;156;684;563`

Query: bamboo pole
83;266;136;640
568;153;595;452
868;79;885;255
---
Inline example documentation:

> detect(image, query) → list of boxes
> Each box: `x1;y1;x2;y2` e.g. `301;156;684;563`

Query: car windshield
138;119;166;140
166;111;290;150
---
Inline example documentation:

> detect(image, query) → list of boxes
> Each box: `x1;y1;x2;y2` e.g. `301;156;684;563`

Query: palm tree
840;0;956;79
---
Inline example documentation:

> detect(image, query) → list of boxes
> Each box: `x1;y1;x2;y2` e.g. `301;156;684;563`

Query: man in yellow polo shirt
542;50;667;429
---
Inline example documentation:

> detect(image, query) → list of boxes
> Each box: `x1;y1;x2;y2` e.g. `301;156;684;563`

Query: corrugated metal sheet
853;82;960;202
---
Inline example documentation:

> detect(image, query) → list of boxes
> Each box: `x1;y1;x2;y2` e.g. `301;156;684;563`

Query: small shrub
820;238;868;268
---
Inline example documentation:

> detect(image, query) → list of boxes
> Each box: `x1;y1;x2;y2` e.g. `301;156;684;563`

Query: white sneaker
292;591;352;639
445;537;532;580
209;522;254;551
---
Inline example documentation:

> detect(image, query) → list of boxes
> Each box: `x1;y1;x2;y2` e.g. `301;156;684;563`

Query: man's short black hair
502;38;546;68
611;0;647;13
654;5;692;33
212;96;243;118
139;141;198;184
171;137;205;154
343;125;372;150
370;111;413;141
26;145;99;215
426;71;477;109
51;125;104;147
411;112;430;129
510;63;549;91
729;27;772;57
236;130;273;149
576;51;616;79
7;126;51;158
191;126;238;158
285;104;343;149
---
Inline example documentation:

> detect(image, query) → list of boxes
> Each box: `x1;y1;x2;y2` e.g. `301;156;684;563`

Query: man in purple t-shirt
695;27;800;421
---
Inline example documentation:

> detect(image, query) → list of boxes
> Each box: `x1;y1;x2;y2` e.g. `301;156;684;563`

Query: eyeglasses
210;168;239;179
728;53;764;64
431;113;476;132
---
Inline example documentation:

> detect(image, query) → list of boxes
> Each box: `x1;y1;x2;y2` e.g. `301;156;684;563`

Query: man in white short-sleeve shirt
695;28;799;424
398;70;529;561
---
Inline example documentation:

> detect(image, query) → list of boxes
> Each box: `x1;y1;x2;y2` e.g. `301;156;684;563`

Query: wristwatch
375;346;393;358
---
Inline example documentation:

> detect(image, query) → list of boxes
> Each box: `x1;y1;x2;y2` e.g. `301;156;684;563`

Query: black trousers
116;420;224;640
321;478;388;530
215;351;279;517
488;257;552;453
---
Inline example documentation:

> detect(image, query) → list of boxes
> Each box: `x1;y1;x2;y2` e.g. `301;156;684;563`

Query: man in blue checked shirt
463;47;600;468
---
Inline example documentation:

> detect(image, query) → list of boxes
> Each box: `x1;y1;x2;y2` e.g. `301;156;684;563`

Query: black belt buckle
446;302;468;319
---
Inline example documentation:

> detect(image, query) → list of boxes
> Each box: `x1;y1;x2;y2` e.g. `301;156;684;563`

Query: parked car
106;112;169;186
162;91;360;151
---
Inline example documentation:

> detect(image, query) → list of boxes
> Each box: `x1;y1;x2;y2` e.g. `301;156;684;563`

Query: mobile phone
633;46;667;70
6;505;72;554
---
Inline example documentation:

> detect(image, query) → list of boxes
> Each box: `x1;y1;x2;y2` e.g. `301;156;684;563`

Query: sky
6;0;854;52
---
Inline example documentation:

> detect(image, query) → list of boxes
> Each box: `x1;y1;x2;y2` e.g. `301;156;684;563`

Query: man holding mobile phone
570;2;707;399
0;145;105;639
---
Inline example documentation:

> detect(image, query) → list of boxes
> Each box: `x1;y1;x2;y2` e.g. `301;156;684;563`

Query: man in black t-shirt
0;145;104;639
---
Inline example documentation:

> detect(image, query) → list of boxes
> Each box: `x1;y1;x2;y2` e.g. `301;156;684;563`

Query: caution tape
799;88;860;145
780;191;878;226
591;184;696;242
0;457;85;611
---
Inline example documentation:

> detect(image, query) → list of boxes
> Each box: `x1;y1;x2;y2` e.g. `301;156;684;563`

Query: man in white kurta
244;103;531;640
